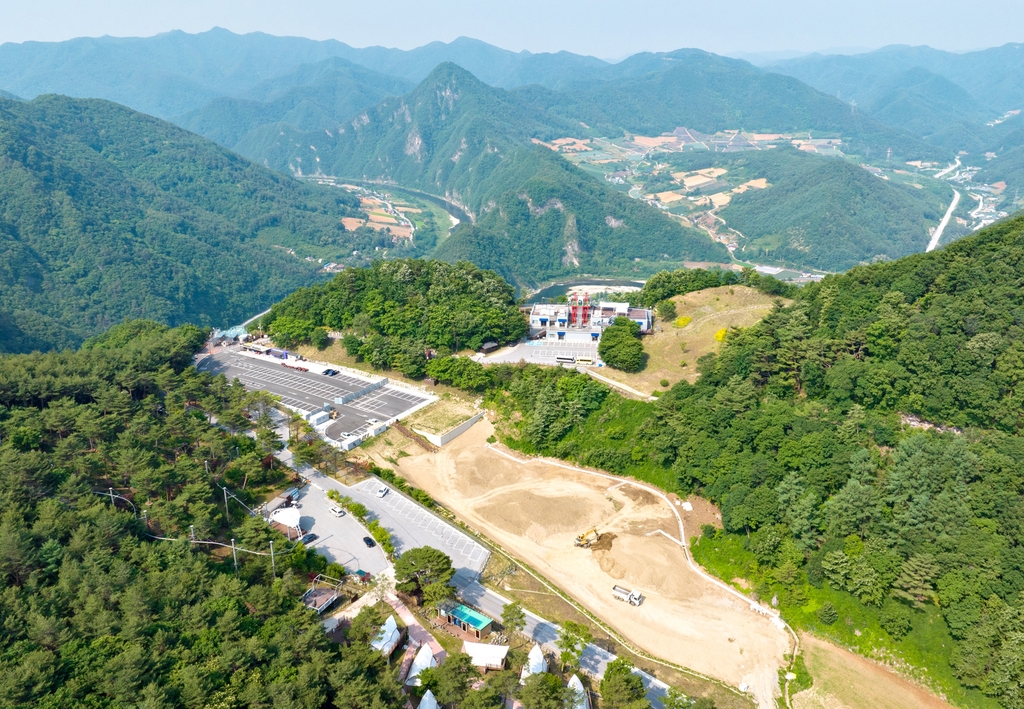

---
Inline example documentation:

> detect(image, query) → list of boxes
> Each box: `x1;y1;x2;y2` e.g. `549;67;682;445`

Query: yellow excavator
575;528;600;548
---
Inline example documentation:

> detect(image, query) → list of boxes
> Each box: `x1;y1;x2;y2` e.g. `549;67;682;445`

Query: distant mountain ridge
0;29;610;119
772;43;1024;113
176;57;413;150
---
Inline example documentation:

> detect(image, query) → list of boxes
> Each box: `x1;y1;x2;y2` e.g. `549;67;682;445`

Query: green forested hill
0;95;366;354
248;63;728;286
678;147;948;271
0;322;404;707
481;214;1024;707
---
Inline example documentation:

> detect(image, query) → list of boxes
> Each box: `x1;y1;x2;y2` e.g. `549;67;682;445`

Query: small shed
480;341;500;354
462;641;509;671
371;615;401;656
419;690;439;709
444;604;493;639
405;644;438;686
520;644;547;682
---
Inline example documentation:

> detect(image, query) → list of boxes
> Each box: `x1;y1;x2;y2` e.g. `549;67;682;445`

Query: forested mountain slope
0;95;364;353
706;147;947;270
177;57;412;151
0;322;405;707
770;44;1024;153
251;63;728;287
486;214;1024;706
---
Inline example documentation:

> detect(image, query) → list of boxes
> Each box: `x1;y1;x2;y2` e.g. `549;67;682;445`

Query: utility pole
223;486;231;524
231;539;238;574
190;525;196;545
270;540;276;578
109;487;115;507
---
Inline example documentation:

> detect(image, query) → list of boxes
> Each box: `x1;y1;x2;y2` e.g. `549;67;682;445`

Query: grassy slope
592;286;780;394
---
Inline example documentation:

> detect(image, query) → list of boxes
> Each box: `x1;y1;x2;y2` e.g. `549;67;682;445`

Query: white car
376;485;389;499
329;505;345;517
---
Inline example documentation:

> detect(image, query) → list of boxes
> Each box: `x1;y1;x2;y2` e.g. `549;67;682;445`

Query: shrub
342;334;363;357
310;327;330;350
880;600;912;639
714;328;728;342
817;602;838;625
660;379;670;387
656;299;677;321
675;316;692;328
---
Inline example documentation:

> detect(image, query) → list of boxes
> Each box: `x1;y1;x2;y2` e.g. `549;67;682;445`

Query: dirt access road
381;420;791;708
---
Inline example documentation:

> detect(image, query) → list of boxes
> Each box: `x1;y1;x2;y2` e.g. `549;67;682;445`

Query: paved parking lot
484;340;602;366
293;485;390;575
198;349;432;440
352;479;489;570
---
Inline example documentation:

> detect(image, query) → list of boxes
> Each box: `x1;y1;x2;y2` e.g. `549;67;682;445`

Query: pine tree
892;554;939;608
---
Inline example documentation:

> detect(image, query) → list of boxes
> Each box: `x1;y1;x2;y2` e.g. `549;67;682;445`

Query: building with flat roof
443;603;493;639
528;299;653;343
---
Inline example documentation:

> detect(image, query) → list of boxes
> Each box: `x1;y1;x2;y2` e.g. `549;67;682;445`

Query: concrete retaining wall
414;411;485;447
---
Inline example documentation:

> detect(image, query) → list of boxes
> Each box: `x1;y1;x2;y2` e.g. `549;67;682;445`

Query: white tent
568;674;591;709
405;644;438;686
269;506;301;535
418;689;439;709
520;643;547;682
462;641;509;670
371;615;401;656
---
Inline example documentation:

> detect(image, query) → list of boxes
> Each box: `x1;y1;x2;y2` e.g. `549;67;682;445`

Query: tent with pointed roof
419;689;439;709
405;644;438;686
568;674;591;709
371;615;401;656
520;643;547;682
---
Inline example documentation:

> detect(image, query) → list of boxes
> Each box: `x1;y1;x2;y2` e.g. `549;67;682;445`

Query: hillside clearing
590;285;781;393
792;634;956;709
374;419;791;708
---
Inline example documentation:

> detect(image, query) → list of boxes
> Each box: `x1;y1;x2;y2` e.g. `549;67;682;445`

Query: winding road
926;189;961;252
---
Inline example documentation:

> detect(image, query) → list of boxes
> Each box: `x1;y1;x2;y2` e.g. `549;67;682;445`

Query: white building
528;300;653;343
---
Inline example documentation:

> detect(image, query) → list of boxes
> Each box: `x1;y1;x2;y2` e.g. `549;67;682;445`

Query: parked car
323;369;338;376
362;536;376;548
375;485;389;499
329;505;346;517
299;533;318;545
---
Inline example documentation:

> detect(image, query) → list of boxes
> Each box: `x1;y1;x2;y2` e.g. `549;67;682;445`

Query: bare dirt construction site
792;634;956;709
592;285;783;394
375;419;791;708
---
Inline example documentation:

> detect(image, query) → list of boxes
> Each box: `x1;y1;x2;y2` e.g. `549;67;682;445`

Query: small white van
329;505;345;517
376;485;389;499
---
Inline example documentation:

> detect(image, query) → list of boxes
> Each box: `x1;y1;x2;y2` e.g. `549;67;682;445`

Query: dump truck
574;528;600;548
612;585;644;606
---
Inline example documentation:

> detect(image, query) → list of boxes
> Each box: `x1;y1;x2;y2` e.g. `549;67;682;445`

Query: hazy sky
3;0;1022;57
